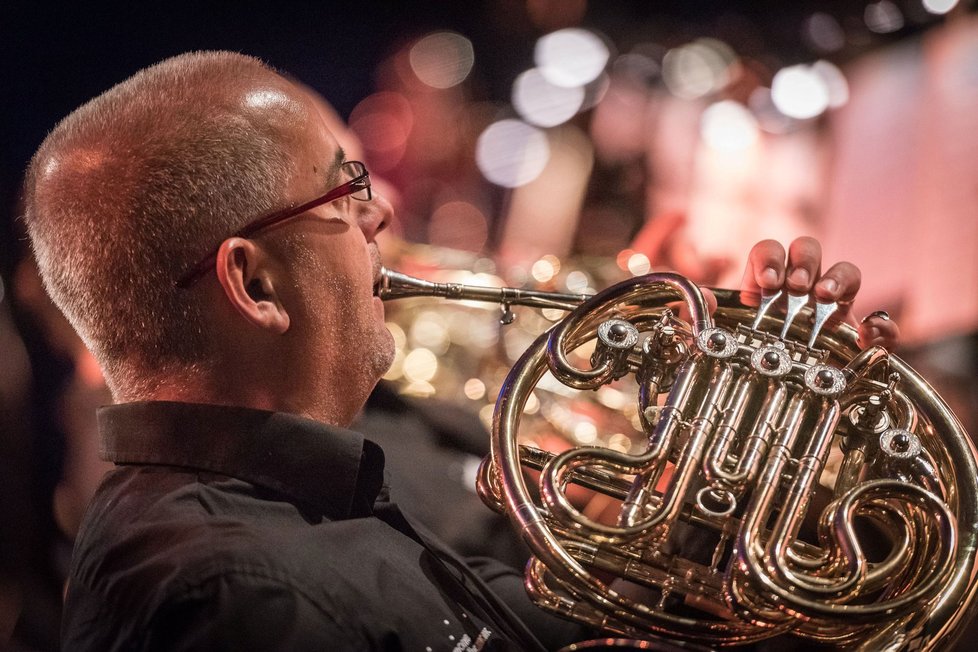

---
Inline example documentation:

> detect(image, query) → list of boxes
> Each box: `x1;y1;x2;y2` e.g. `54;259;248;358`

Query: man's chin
371;330;396;378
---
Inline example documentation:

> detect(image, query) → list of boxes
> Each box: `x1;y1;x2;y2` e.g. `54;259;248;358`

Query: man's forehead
305;115;345;178
230;78;345;166
231;76;306;120
306;107;347;176
241;87;295;112
301;85;364;162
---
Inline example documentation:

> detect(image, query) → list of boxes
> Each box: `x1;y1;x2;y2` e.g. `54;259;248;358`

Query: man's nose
358;192;393;241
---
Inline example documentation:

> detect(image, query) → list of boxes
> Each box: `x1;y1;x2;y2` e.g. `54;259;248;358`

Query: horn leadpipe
378;267;589;311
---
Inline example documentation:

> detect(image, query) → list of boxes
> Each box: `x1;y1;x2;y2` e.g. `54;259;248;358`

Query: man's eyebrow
325;148;345;185
323;147;346;187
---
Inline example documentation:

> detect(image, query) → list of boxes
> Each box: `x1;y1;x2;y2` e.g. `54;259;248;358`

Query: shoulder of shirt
66;567;373;651
68;469;369;622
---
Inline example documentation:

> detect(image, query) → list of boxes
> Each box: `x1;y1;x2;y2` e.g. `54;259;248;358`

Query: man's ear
214;237;290;334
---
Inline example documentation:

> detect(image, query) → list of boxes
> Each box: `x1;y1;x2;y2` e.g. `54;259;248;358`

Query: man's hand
740;237;900;350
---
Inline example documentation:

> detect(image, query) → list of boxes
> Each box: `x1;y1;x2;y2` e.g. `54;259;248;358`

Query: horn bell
382;268;978;650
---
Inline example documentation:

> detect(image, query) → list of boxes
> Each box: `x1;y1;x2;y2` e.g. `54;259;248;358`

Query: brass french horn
378;268;978;650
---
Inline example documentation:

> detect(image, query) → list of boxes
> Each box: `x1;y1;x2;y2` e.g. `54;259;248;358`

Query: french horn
378;267;978;650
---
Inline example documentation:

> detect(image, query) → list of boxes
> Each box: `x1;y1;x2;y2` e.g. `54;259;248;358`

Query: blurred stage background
2;1;978;649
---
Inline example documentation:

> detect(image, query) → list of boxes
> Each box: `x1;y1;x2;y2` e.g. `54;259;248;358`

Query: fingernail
788;268;809;286
818;278;838;294
867;326;880;341
761;267;778;287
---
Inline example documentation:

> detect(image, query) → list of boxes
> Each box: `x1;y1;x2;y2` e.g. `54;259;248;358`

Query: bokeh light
865;1;905;33
402;380;436;398
802;13;846;53
463;378;486;400
409;31;475;89
573;420;598;444
662;39;737;100
771;64;830;119
534;28;610;88
348;92;413;172
382;348;406;381
607;433;633;454
627;252;651;276
922;0;959;15
565;270;590;293
530;255;559;283
813;60;849;108
403;348;439;382
478;403;495;429
428;201;489;252
580;72;611;112
700;100;759;151
475;119;550;187
512;68;585;127
410;311;450;355
385;322;407;350
611;51;662;88
616;249;635;271
596;386;627;410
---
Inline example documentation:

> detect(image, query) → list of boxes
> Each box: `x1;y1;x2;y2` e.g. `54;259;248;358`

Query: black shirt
354;382;530;570
62;401;579;651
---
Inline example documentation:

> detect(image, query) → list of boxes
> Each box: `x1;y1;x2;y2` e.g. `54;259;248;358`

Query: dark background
0;0;952;274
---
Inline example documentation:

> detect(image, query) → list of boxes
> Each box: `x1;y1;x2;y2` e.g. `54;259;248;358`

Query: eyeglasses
176;160;372;288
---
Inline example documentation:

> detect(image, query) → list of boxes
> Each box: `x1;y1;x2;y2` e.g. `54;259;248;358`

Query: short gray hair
23;51;298;394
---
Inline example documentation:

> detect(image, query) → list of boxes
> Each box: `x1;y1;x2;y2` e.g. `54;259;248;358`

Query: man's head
23;51;395;424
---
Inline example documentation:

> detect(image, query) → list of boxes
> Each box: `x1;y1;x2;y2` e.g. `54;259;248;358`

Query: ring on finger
861;310;890;323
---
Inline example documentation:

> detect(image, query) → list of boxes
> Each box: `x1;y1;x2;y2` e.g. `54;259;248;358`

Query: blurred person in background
1;252;113;652
0;274;44;650
13;258;113;541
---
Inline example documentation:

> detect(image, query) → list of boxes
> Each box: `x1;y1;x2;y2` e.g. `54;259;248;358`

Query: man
23;51;896;650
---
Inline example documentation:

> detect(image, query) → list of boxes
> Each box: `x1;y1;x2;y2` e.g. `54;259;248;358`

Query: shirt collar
98;401;386;519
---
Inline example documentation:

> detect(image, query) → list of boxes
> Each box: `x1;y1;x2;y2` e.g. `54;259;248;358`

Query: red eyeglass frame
175;161;371;288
